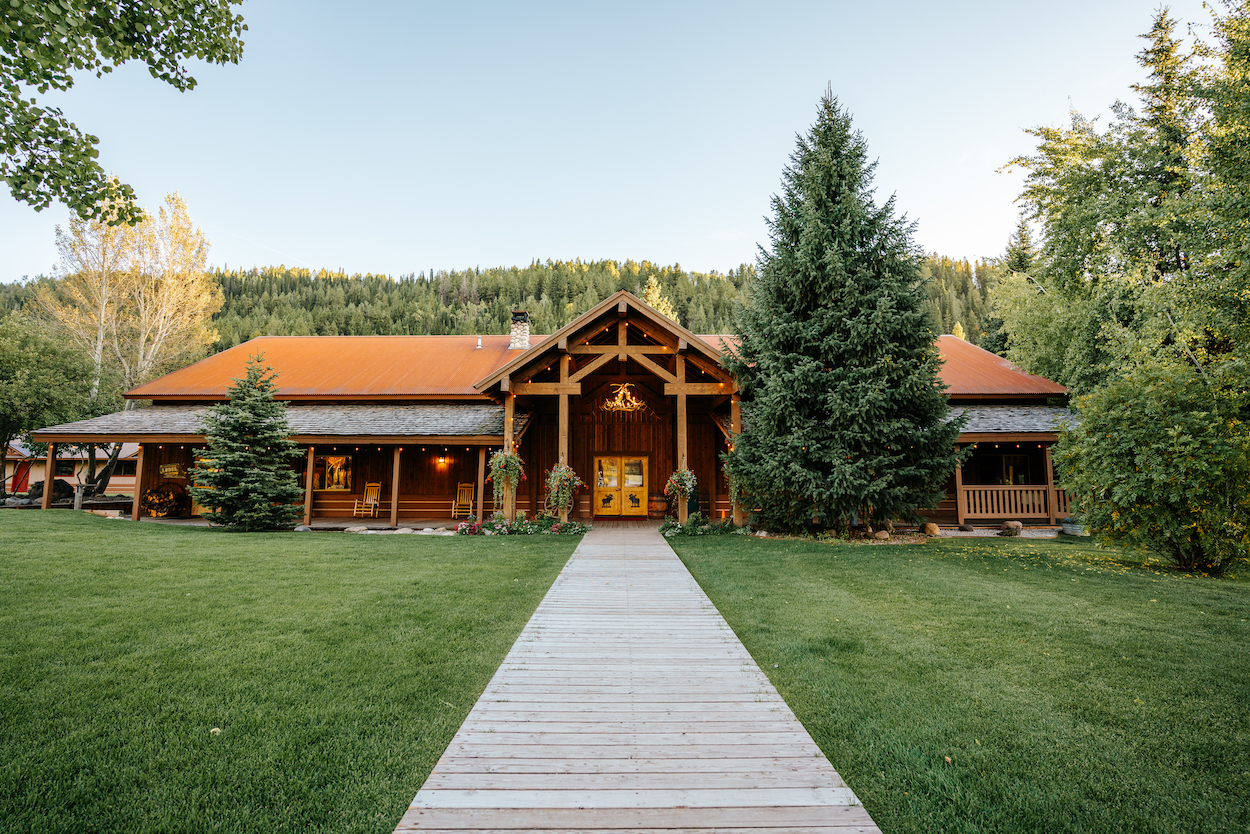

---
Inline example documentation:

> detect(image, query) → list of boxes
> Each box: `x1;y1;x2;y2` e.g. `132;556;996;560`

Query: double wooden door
593;455;648;516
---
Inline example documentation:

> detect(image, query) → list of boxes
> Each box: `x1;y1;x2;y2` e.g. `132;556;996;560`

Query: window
115;461;137;477
55;461;74;477
313;455;353;491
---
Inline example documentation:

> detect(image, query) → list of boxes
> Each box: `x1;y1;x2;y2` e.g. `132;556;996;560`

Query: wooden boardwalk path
394;521;881;832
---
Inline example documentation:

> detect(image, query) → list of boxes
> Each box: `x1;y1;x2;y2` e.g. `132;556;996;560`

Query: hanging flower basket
544;462;586;519
664;469;698;505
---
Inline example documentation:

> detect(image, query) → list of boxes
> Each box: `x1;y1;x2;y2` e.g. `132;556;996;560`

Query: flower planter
1061;523;1089;536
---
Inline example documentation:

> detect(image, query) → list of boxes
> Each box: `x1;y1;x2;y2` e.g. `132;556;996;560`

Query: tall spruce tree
723;89;965;532
189;355;304;531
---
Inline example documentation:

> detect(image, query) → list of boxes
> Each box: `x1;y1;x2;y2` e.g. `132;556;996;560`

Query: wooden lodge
30;290;1071;526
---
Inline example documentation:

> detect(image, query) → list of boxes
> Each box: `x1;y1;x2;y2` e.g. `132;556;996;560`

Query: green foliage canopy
1;2;246;223
0;311;91;471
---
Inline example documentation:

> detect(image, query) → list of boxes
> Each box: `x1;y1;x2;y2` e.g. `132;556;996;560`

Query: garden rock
874;530;891;540
4;497;18;507
344;525;369;533
395;527;414;534
921;522;940;536
294;525;312;532
754;530;769;538
27;479;75;501
999;520;1023;537
958;523;975;532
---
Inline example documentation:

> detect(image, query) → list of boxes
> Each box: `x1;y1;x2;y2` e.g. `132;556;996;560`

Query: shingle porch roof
31;404;530;444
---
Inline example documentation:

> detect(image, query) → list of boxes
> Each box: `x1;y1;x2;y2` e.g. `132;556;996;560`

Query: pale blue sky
0;0;1214;283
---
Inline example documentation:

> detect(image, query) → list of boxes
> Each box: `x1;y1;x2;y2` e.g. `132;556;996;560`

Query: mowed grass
0;511;577;834
671;534;1250;834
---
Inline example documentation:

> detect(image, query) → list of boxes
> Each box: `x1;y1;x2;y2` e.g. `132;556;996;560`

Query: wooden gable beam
569;351;617;383
632;353;678;383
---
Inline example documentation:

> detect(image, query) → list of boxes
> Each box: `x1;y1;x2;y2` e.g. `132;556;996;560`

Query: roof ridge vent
476;336;482;349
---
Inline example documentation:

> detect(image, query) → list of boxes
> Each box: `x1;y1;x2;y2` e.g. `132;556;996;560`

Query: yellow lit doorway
593;456;648;516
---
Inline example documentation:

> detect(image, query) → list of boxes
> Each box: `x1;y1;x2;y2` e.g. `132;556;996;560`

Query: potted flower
1060;516;1089;536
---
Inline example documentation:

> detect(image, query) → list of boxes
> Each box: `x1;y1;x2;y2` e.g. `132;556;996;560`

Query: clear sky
0;0;1215;283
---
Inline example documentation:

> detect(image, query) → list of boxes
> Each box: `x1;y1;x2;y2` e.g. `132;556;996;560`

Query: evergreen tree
979;217;1034;356
189;355;304;531
639;274;679;322
723;89;965;533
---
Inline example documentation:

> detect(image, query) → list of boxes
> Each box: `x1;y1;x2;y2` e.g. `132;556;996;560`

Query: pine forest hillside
3;254;1000;354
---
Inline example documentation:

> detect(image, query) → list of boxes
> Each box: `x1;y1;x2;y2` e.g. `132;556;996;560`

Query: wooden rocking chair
451;482;475;519
354;482;382;518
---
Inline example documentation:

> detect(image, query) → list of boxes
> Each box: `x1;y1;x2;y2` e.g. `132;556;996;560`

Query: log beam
476;446;486;520
569;351;616;382
731;394;743;527
303;446;315;526
664;382;731;395
41;443;57;510
954;448;967;526
1044;443;1057;525
131;445;145;520
390;446;402;528
567;345;676;355
511;382;580;395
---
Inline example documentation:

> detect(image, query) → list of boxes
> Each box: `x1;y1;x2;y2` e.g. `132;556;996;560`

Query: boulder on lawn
343;525;369;533
874;530;891;540
999;520;1023;537
920;522;940;537
294;525;312;532
26;479;76;501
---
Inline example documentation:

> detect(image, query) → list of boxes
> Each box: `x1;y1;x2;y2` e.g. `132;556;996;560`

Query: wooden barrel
647;494;667;518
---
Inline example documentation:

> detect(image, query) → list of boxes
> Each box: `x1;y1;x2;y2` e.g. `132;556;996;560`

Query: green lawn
0;511;577;834
671;534;1250;834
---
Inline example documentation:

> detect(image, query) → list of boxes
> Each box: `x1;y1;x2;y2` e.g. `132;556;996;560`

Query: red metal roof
127;336;526;401
935;335;1066;397
127;333;1064;401
698;334;1064;399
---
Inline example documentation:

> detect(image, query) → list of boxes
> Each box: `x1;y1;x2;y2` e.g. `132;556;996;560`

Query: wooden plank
395;805;879;829
392;524;881;834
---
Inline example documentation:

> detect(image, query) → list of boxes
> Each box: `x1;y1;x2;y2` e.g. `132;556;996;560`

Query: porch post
731;393;743;527
558;355;569;465
503;391;516;521
676;356;688;524
41;443;57;510
303;446;315;526
1044;443;1057;524
954;446;966;526
130;444;146;520
476;446;486;520
390;446;402;528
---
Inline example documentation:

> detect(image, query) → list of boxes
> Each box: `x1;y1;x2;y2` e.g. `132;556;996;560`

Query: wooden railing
961;485;1070;520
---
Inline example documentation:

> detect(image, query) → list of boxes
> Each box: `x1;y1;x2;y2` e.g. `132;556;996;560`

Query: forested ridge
3;253;998;353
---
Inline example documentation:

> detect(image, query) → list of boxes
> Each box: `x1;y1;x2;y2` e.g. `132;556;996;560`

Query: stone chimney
509;310;530;350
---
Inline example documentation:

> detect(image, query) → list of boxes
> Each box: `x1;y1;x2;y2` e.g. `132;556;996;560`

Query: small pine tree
189;355;304;531
639;275;679;322
724;89;966;532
